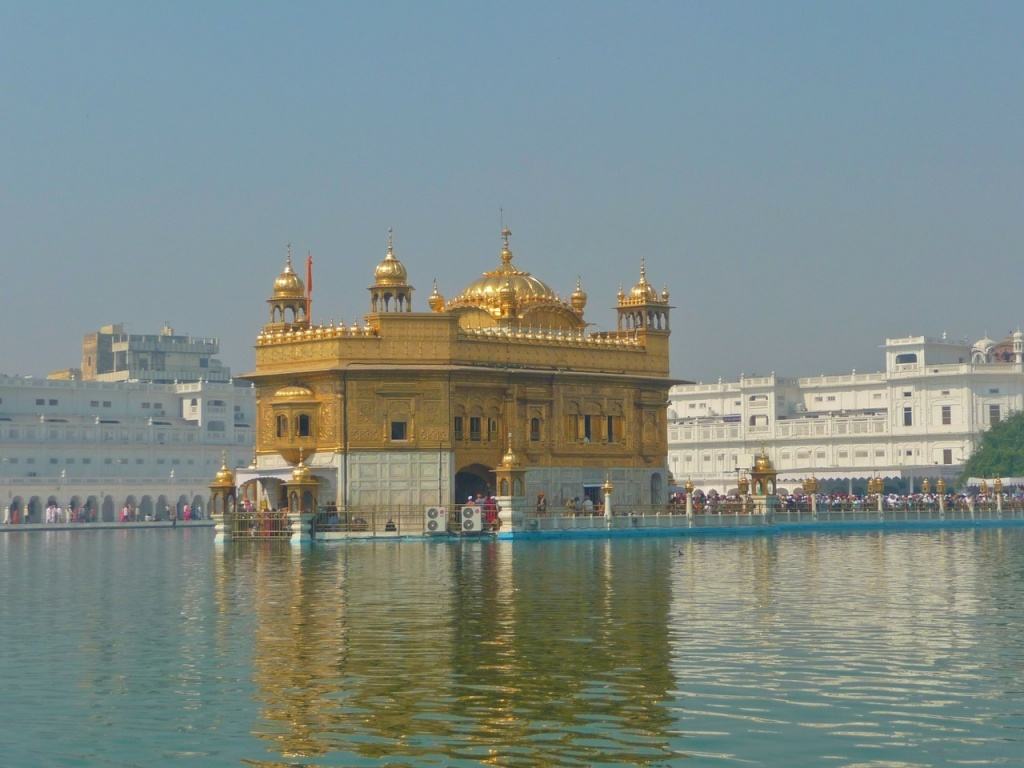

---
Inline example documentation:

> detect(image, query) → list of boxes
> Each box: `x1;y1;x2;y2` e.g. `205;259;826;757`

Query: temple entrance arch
102;496;115;522
455;464;493;503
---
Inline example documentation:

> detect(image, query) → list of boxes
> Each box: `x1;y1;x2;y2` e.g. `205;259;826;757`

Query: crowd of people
3;502;203;525
668;487;1024;513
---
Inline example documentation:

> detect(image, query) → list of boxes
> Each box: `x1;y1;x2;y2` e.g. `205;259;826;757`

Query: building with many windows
668;333;1024;492
239;229;675;515
80;322;230;383
1;374;254;522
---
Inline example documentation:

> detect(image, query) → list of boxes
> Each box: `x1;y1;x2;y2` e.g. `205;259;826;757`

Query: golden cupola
373;229;409;286
628;259;658;302
265;246;309;332
272;247;305;299
369;228;413;313
616;258;671;333
570;276;587;314
754;449;774;473
427;279;445;312
445;227;585;331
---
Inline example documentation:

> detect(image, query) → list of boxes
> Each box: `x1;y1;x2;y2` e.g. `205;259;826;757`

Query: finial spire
639;256;647;283
298;446;304;465
220;449;227;468
500;226;513;266
286;243;293;269
386;227;394;257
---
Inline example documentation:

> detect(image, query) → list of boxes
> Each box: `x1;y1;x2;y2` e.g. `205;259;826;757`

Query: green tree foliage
962;410;1024;480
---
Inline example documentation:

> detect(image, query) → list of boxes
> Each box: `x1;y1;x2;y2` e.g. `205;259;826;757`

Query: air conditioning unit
459;505;483;534
424;506;448;534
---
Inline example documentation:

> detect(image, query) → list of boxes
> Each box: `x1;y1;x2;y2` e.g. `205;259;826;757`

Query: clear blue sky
2;1;1022;381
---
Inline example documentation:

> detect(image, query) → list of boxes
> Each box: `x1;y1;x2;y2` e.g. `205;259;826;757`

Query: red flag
305;252;313;318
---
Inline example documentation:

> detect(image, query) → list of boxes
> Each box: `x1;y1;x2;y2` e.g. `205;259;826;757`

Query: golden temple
239;227;675;512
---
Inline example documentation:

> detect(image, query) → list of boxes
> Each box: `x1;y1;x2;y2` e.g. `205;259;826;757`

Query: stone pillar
602;477;614;525
495;496;523;533
213;511;230;543
684;479;694;517
289;510;314;545
995;478;1003;514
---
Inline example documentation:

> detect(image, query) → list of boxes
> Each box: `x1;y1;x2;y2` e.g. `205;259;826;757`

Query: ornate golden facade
241;228;675;508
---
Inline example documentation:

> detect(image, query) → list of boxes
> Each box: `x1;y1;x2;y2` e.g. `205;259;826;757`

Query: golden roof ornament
994;477;1003;494
629;258;659;302
570;275;587;314
272;243;305;299
212;450;235;487
753;447;774;473
499;432;521;468
428;278;445;312
803;475;819;494
290;447;313;483
684;478;695;494
373;227;409;287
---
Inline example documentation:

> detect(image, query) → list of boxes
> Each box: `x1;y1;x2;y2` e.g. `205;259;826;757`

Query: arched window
276;414;288;438
530;417;541;442
296;413;311;437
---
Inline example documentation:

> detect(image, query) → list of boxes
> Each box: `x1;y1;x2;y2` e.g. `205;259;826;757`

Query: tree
961;410;1024;480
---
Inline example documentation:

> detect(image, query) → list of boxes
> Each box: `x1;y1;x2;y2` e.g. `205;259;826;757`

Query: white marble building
1;375;254;521
668;333;1024;492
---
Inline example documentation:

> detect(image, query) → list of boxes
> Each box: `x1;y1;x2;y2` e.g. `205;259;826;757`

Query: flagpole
306;251;313;321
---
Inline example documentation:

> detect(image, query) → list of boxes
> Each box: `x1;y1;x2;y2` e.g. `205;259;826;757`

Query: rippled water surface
2;528;1024;766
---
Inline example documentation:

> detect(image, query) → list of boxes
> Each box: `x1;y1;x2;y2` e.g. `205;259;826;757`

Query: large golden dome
272;249;305;299
373;229;409;287
447;229;579;326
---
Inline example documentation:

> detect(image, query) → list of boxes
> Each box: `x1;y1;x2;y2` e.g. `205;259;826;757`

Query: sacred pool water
2;528;1022;766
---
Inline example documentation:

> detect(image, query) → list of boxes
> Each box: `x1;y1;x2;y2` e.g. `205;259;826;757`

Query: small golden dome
372;229;409;287
753;448;774;473
684;478;695;493
628;259;658;302
616;285;625;302
803;475;819;494
272;248;305;299
661;286;670;302
499;432;521;468
428;279;445;312
211;452;235;487
291;460;313;483
273;384;315;400
570;276;587;313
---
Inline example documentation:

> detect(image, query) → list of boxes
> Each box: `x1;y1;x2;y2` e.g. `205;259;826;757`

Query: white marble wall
524;466;668;507
347;450;453;507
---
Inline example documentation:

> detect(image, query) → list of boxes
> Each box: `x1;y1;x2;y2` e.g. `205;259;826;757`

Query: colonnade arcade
5;493;207;523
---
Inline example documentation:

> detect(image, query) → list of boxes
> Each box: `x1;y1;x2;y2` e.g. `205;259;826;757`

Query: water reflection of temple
231;539;682;764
